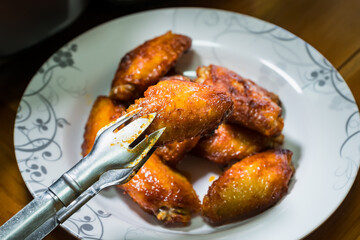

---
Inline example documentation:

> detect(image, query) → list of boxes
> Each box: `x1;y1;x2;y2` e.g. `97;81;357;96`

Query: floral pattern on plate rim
14;8;360;240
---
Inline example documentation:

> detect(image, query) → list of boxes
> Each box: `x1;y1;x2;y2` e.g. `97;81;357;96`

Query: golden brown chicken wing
110;31;192;101
202;149;294;226
81;96;126;156
81;96;201;226
127;78;233;145
119;154;200;226
196;65;283;137
193;123;283;165
155;136;200;166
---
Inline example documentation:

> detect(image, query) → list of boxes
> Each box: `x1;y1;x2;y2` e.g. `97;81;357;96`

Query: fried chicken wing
196;65;283;137
127;78;233;145
110;31;192;101
202;149;294;226
194;123;283;165
155;136;200;166
119;154;200;226
81;96;200;226
81;96;126;156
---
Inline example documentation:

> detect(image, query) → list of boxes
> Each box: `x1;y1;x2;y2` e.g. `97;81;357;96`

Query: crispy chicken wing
155;136;200;166
202;149;294;226
81;96;200;226
119;154;200;226
110;31;192;101
81;96;126;156
193;123;283;165
127;78;233;145
196;65;283;137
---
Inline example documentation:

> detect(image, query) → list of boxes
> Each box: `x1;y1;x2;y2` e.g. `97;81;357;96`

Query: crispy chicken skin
127;78;233;145
155;136;201;166
194;123;284;165
81;96;126;156
110;31;192;101
196;65;283;137
81;97;200;226
119;154;201;226
202;149;294;226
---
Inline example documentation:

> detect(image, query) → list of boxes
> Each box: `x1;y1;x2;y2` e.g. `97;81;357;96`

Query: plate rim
13;6;360;240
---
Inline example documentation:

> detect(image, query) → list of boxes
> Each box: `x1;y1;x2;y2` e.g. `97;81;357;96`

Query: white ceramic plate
14;7;360;240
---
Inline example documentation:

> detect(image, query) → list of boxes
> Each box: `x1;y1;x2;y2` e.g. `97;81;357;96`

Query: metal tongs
0;108;165;240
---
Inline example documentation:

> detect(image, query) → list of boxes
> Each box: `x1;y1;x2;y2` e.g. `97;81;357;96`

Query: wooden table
0;0;359;239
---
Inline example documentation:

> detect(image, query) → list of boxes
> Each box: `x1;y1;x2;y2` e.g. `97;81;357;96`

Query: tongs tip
125;127;166;169
90;109;165;171
96;107;143;139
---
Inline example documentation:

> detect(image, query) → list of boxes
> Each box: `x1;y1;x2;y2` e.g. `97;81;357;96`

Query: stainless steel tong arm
0;109;165;239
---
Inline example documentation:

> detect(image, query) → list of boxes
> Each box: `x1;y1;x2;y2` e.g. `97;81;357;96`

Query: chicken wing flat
196;65;283;137
81;97;200;225
126;78;233;145
193;123;283;165
202;149;294;226
119;154;200;226
110;31;192;101
155;136;200;166
81;96;126;156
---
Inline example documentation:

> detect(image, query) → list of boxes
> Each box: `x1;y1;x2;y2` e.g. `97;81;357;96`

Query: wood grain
0;0;359;239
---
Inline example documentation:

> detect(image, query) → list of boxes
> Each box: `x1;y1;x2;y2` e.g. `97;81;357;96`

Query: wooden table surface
0;0;359;239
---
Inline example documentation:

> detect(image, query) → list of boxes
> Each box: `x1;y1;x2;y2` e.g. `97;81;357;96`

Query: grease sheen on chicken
81;96;126;157
155;136;201;166
109;31;191;101
202;149;294;226
194;123;283;165
127;77;233;145
119;154;200;226
196;65;284;137
81;96;202;225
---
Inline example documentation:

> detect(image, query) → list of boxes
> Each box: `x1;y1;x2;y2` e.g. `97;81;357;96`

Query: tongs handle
0;110;164;239
56;186;96;223
0;190;62;240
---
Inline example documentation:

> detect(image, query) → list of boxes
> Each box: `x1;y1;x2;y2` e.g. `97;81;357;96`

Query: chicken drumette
81;96;126;156
194;123;283;166
155;137;201;166
202;149;294;226
119;154;200;226
196;65;283;137
110;31;191;101
127;77;233;145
